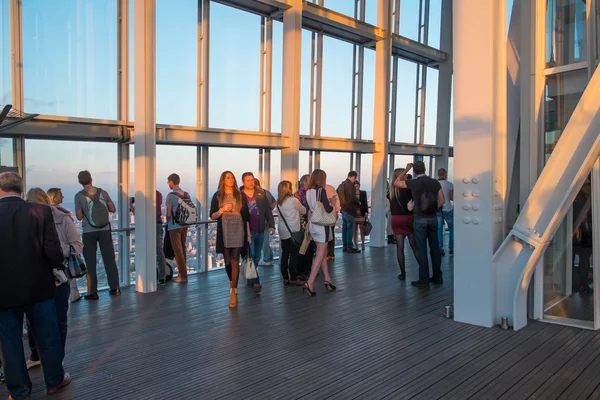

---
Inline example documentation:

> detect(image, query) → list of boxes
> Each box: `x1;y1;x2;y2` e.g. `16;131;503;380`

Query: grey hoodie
51;206;83;258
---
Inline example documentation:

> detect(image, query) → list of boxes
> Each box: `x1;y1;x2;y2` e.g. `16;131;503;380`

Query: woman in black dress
210;171;251;308
388;168;418;280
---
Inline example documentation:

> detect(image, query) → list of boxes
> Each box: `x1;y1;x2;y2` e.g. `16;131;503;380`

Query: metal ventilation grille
0;105;39;132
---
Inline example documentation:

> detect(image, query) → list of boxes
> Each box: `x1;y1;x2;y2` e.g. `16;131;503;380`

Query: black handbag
277;205;305;247
66;246;87;279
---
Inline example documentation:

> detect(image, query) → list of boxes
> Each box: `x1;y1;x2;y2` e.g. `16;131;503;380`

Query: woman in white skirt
303;169;338;296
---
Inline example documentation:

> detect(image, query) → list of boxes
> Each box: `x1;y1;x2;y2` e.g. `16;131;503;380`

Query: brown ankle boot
229;289;237;308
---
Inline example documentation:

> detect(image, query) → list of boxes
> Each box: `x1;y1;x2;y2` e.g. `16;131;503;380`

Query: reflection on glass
22;0;117;118
1;0;11;105
0;138;15;170
543;176;594;325
546;0;587;68
544;69;587;162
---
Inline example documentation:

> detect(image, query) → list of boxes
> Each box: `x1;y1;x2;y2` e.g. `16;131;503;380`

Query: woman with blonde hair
275;180;306;286
210;171;251;308
47;187;81;302
388;168;418;280
25;188;82;368
303;169;338;296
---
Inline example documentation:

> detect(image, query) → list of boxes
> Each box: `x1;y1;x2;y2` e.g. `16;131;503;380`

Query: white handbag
241;256;257;279
310;188;338;226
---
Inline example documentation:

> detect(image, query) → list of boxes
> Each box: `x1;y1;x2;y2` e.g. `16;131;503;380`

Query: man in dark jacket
339;171;361;253
241;172;275;293
0;172;71;398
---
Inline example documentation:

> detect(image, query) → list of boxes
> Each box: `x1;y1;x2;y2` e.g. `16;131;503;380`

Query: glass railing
72;211;372;295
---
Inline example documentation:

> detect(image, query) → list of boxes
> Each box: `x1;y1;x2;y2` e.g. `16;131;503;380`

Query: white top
439;180;454;212
274;197;306;240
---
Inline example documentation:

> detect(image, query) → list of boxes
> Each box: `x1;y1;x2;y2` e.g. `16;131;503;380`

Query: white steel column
117;0;130;287
453;0;506;327
117;143;131;287
196;145;208;272
370;0;392;248
197;0;210;273
9;0;25;184
434;0;452;172
10;0;23;112
281;0;302;184
133;0;157;293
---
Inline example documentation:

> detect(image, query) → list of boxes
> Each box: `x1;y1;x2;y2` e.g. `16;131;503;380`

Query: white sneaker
26;359;41;370
259;261;274;267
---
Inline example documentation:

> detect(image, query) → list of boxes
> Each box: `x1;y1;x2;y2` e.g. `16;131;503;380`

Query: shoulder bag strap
277;205;294;234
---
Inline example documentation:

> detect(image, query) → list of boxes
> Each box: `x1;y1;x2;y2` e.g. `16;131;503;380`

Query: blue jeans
27;283;70;362
342;212;355;250
437;210;454;251
247;231;264;286
414;217;442;282
0;299;65;399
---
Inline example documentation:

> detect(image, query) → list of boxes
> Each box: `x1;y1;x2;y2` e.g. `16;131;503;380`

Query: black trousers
298;240;316;276
280;238;300;281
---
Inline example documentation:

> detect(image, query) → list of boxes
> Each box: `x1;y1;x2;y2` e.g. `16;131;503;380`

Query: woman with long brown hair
275;180;306;286
210;171;251;308
388;168;418;280
304;169;338;296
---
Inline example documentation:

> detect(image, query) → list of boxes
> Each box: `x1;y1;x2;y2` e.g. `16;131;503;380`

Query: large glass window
543;175;595;327
272;21;283;134
300;30;313;135
428;0;442;49
322;0;377;26
546;0;587;68
22;1;117;119
1;0;10;105
210;3;260;131
156;0;197;126
25;139;119;291
270;149;281;195
322;36;353;138
0;138;14;170
394;59;418;143
544;69;588;162
319;151;351;188
424;67;439;145
400;2;419;41
156;145;198;273
362;49;375;141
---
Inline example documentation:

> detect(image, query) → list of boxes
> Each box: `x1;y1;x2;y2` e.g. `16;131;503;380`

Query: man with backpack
337;171;361;253
166;173;196;284
394;162;445;287
75;170;121;299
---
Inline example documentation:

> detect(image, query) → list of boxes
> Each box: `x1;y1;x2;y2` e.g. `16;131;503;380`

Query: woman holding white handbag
303;169;338;296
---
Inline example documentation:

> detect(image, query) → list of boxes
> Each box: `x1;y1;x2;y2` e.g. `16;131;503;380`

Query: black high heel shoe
303;282;316;297
324;281;337;291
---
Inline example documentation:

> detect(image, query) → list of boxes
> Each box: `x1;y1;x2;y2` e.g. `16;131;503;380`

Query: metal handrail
112;219;217;234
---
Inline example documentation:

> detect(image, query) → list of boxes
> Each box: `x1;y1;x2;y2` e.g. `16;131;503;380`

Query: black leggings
395;233;418;274
224;247;242;288
280;238;300;281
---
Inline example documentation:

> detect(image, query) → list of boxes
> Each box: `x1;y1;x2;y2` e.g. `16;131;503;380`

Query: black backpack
420;184;439;215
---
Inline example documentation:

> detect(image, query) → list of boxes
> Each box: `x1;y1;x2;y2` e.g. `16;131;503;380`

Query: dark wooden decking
3;245;600;399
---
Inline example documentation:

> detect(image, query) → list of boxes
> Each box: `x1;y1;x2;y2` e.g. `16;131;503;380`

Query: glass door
541;160;599;329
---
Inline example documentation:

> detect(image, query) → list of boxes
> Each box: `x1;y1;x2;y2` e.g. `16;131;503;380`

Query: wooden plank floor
2;245;600;399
